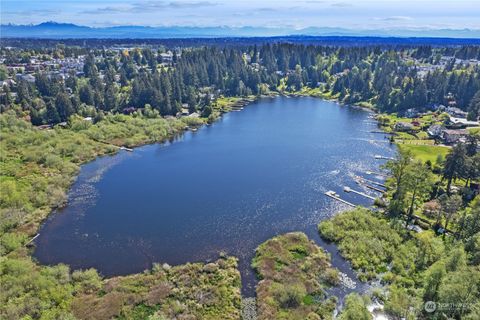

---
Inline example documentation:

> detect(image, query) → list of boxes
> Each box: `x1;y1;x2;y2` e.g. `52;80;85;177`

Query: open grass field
397;139;436;145
399;144;450;163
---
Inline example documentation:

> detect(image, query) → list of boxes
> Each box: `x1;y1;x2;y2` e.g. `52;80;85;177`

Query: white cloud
374;16;414;21
330;2;353;7
82;1;218;15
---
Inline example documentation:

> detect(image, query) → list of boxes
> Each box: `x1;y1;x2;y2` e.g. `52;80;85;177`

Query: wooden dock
343;186;376;200
356;176;386;188
365;170;389;177
25;234;40;246
374;155;395;160
325;190;356;207
358;182;385;193
354;177;385;193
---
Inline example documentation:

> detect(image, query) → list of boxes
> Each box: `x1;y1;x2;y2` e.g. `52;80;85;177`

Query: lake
34;96;395;297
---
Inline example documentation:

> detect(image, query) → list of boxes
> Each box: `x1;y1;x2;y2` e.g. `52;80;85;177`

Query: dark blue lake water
34;97;395;297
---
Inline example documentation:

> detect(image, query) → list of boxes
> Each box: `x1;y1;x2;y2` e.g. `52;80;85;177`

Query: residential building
441;129;468;145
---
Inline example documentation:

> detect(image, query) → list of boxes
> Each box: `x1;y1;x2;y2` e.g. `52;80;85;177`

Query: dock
343;186;376;200
365;170;389;177
120;146;133;152
356;176;386;188
355;181;386;193
374;154;394;160
325;190;356;207
25;233;40;246
374;155;395;160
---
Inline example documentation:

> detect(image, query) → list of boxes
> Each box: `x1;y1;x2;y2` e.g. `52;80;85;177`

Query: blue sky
2;0;479;30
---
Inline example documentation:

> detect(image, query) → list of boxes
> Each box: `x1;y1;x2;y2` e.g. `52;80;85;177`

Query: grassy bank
252;232;339;320
1;255;241;320
318;208;480;320
398;144;450;164
71;257;241;320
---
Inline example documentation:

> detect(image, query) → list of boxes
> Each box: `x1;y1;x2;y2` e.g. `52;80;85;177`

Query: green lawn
397;139;435;145
399;144;450;163
395;132;417;140
213;96;243;110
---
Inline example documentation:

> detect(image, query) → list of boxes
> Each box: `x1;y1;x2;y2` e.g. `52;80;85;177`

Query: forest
1;43;480;125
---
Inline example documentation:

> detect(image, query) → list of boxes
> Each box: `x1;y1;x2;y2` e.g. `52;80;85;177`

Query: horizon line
2;21;480;32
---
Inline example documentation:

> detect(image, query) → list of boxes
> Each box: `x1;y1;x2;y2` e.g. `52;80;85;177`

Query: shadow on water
34;96;395;299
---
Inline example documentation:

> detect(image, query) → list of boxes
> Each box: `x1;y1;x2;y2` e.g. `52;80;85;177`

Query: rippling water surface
35;97;395;296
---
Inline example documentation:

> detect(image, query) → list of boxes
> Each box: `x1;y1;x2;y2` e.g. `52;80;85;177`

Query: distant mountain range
1;22;479;39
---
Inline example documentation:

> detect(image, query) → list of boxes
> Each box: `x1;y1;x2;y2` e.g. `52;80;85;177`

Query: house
446;107;467;118
395;122;414;132
179;103;190;116
427;124;445;138
427;103;445;111
15;73;36;83
449;117;479;127
404;108;419;118
0;79;16;88
36;124;53;130
441;129;468;145
159;51;173;63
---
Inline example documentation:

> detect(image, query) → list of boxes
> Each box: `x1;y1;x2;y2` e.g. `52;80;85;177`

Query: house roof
450;117;479;126
442;129;468;135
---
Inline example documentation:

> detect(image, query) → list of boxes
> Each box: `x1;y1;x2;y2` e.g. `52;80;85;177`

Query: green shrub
0;232;27;255
72;269;102;294
253;233;338;319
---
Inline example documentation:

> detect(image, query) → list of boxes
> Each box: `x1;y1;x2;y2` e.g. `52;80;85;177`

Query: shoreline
3;94;395;319
19;94;386;297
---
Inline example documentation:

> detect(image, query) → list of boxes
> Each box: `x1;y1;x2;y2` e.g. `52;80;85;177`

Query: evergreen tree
443;144;467;194
55;92;74;122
